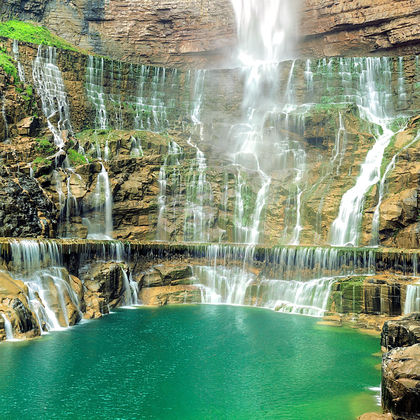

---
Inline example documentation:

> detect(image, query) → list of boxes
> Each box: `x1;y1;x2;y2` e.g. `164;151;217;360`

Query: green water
0;305;380;419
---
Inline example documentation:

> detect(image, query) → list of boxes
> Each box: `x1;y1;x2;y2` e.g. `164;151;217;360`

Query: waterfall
1;95;8;140
130;135;143;157
330;58;396;246
229;0;302;245
86;163;113;240
12;39;26;83
371;131;419;245
9;240;82;332
86;56;108;130
404;284;420;314
156;140;183;241
184;70;215;243
32;45;73;148
192;243;374;316
1;313;15;341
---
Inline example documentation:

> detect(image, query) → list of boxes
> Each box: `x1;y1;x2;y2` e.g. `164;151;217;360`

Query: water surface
0;305;380;419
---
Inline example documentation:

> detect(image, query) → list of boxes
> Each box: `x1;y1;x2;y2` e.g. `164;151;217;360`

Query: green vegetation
35;137;55;155
0;48;17;77
389;116;408;133
0;20;78;52
32;156;52;171
67;148;89;166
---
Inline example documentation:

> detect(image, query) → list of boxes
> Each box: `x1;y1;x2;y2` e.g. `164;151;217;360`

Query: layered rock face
0;38;419;247
1;0;419;66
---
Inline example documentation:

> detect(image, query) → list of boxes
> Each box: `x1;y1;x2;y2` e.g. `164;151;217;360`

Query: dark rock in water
83;262;130;318
382;344;420;420
381;314;420;351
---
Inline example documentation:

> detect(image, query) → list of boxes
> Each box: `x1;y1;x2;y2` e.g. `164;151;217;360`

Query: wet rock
83;262;129;318
139;285;201;306
381;314;420;351
139;263;193;288
0;271;40;340
382;344;420;420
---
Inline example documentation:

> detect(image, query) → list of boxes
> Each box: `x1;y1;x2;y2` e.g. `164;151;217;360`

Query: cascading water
404;285;420;314
193;244;375;316
156;140;183;241
330;58;397;246
1;95;8;140
32;45;73;148
371;131;419;245
9;240;82;332
183;70;216;243
1;313;15;341
85;163;113;240
229;0;302;245
86;56;108;130
12;39;26;83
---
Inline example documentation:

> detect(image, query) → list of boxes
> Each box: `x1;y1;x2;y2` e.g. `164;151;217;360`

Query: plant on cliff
35;138;55;155
0;49;17;78
0;21;78;52
67;149;89;166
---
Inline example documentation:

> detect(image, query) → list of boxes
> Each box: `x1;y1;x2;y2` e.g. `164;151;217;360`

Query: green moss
0;49;17;77
67;148;89;165
0;20;78;52
388;116;409;133
35;137;55;155
32;156;52;171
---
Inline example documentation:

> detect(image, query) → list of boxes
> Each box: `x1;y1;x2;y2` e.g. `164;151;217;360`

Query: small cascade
86;56;108;130
121;269;139;306
404;284;420;314
32;45;73;148
156;140;183;241
371;131;419;245
9;240;81;332
332;112;348;174
130;135;143;157
330;58;396;246
12;39;26;83
397;57;407;109
304;59;314;94
1;95;8;140
1;313;15;341
192;243;374;316
86;163;113;240
255;277;335;316
184;70;215;243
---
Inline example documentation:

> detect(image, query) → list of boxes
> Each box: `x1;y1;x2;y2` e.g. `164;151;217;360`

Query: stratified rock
3;0;419;66
381;314;420;351
382;344;420;420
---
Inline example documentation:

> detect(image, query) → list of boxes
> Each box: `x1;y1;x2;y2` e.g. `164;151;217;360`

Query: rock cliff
1;0;420;67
